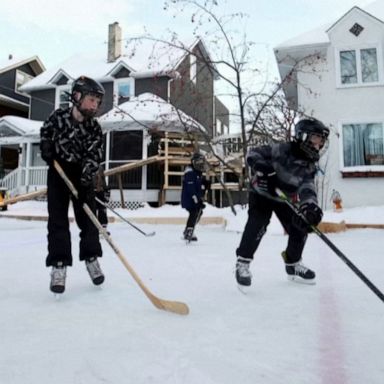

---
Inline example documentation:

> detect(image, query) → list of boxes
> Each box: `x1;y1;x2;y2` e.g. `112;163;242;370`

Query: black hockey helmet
294;118;329;161
71;76;105;105
191;152;205;172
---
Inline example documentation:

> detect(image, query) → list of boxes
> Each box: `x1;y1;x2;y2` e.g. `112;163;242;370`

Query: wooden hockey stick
0;188;47;206
53;160;189;315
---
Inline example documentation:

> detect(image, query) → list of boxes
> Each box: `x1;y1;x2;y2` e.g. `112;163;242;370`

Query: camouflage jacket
247;142;318;205
40;107;103;185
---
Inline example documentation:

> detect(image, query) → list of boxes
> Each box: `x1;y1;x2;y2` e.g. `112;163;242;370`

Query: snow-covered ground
0;201;383;384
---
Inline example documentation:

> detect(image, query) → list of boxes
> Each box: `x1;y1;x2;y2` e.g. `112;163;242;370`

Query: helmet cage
191;153;205;172
294;119;329;161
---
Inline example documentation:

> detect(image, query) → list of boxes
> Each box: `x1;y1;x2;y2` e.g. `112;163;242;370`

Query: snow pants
236;192;307;263
45;161;102;267
185;207;203;230
95;191;108;227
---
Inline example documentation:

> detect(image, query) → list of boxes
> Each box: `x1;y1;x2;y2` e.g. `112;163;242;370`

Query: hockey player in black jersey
236;118;329;287
40;76;106;294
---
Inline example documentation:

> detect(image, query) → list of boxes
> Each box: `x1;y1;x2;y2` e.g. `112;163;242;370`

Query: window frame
339;119;384;172
335;44;383;88
14;69;33;97
114;77;135;105
55;85;72;110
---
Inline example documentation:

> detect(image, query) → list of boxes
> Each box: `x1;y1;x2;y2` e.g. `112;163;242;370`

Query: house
0;55;45;178
0;22;229;205
274;1;384;209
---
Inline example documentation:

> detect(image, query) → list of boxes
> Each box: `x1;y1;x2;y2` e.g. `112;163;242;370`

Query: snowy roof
0;116;42;136
99;92;205;133
0;116;42;144
275;1;384;50
20;38;205;92
0;55;45;75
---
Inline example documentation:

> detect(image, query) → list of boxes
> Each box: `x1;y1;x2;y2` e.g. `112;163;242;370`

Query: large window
342;123;384;167
339;47;379;85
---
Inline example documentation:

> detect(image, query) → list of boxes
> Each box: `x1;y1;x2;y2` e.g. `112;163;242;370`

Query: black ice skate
236;256;252;287
86;257;105;285
183;227;197;242
285;261;316;284
50;263;67;294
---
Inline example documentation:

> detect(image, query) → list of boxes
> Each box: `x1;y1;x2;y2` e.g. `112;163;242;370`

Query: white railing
0;166;47;194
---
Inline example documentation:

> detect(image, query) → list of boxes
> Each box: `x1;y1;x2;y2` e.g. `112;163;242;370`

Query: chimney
107;22;122;63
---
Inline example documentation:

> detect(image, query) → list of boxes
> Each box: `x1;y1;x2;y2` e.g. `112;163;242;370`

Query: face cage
192;159;205;172
299;133;329;161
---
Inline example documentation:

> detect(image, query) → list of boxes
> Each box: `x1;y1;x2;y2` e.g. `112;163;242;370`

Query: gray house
0;23;229;205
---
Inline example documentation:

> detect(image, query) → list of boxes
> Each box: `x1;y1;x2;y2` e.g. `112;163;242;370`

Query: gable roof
0;56;45;76
20;38;208;92
275;2;384;50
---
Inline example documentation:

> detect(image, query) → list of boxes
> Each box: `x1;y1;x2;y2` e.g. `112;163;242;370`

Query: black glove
198;201;206;210
250;163;277;197
40;140;54;165
293;202;323;231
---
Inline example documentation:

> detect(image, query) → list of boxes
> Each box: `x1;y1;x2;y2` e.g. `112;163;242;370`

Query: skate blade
237;284;251;294
287;275;316;285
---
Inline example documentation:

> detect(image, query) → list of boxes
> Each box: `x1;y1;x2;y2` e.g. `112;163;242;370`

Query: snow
99;93;206;133
1;201;384;384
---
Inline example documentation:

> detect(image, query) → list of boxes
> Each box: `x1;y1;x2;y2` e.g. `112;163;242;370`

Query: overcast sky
1;0;372;69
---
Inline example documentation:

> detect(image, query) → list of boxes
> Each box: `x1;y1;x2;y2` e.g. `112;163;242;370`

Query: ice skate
236;256;252;291
86;257;105;285
50;263;67;294
285;260;316;284
183;227;197;243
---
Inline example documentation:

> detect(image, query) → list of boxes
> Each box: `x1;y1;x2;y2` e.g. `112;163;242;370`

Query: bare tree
119;0;325;210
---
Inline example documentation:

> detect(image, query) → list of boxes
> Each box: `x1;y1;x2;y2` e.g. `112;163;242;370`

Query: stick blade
150;295;190;315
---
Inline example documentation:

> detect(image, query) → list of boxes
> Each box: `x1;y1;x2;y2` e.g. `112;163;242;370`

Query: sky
0;200;383;383
1;0;373;72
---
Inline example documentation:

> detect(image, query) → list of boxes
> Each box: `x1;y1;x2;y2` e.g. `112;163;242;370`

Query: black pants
185;207;203;230
95;191;108;227
236;192;307;263
45;162;102;267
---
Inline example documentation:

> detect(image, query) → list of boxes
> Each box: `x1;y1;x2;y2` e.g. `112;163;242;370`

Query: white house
274;1;384;208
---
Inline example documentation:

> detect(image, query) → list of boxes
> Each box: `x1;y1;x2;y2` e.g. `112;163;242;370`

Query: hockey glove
250;163;277;197
40;140;55;165
292;202;323;232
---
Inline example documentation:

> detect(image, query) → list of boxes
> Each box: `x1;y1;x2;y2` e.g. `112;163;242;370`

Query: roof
20;38;207;92
275;1;384;50
0;55;45;76
99;92;205;133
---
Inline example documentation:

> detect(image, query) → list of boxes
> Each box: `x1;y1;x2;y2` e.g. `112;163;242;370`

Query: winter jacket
247;142;318;205
40;107;103;186
181;166;204;210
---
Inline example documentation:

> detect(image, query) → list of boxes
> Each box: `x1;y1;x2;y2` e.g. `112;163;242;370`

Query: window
190;54;197;85
55;85;71;109
115;78;134;105
339;47;379;86
342;123;384;167
15;70;33;95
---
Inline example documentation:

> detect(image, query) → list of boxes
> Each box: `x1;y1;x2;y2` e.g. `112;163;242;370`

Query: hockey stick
95;197;155;237
53;161;189;315
275;188;384;303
